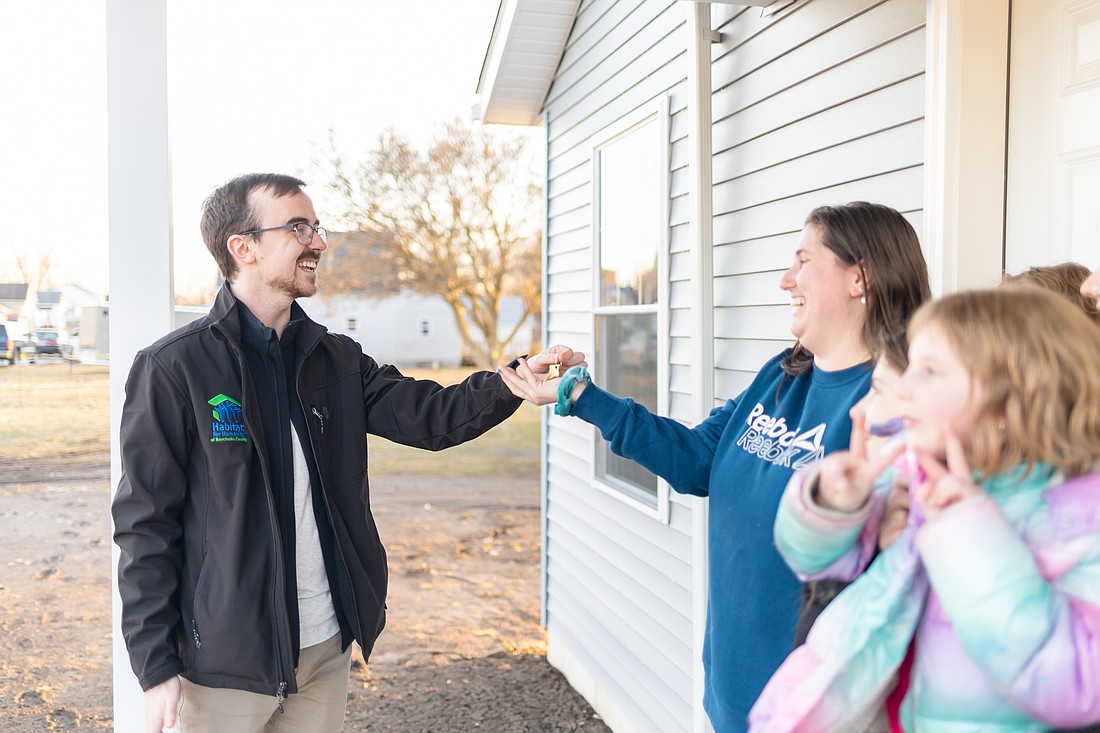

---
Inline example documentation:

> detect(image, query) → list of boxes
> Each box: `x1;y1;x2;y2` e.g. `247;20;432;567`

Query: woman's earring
858;286;866;305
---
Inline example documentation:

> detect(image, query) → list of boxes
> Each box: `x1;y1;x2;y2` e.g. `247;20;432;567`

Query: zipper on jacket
300;397;363;636
217;326;296;702
192;620;201;649
249;401;293;704
311;405;329;435
275;681;287;713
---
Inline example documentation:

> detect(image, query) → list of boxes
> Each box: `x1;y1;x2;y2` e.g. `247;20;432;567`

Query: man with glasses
112;173;582;732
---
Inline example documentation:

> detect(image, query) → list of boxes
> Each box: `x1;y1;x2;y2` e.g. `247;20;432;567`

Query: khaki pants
179;634;352;733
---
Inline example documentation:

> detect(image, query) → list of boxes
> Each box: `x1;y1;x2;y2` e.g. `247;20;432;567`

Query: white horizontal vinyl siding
709;0;926;400
542;0;695;731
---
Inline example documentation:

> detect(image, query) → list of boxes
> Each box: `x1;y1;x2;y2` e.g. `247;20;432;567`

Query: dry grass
0;363;540;476
0;363;110;461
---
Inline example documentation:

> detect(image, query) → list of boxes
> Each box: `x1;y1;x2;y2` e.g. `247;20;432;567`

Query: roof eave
474;0;580;126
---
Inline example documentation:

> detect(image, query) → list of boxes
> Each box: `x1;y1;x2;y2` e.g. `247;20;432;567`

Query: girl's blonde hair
909;286;1100;477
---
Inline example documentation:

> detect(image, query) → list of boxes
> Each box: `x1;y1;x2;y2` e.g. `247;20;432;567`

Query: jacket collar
209;283;328;356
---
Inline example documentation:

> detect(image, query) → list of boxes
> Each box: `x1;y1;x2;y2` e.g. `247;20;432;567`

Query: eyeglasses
240;223;328;245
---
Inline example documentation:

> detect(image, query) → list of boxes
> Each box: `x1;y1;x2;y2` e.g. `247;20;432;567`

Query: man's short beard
266;273;317;300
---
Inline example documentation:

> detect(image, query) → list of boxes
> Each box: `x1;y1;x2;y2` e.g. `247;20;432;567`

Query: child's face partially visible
899;323;983;459
850;359;904;455
1081;267;1100;308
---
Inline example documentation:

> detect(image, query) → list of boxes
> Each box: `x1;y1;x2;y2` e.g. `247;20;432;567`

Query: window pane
598;119;660;307
596;312;658;502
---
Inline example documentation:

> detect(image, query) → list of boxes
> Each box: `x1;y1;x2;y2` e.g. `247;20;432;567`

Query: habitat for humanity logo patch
209;394;248;443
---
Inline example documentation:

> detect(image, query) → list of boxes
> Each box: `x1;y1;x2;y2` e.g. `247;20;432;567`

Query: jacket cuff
492;363;525;403
139;659;185;692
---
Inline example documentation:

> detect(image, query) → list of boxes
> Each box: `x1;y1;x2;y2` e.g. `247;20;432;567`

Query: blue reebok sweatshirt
570;349;872;732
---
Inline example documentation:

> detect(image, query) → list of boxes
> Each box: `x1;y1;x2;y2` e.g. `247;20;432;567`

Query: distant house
301;290;464;368
36;285;104;331
302;230;538;368
0;283;32;323
76;301;206;360
477;1;1100;731
36;289;62;325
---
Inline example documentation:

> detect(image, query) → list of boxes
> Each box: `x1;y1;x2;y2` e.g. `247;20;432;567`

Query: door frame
923;0;1011;294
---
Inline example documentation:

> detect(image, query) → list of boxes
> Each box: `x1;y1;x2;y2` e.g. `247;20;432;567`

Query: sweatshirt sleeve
918;494;1100;727
112;351;191;690
774;464;885;580
569;382;733;496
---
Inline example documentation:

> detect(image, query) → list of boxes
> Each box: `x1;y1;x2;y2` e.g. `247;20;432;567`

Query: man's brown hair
200;173;307;281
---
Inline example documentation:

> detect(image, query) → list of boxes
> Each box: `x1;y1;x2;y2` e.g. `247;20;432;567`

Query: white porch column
107;1;174;730
923;0;1010;293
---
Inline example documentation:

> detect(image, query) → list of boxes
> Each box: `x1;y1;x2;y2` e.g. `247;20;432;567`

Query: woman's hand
525;345;586;376
913;434;981;520
815;412;902;513
498;345;587;406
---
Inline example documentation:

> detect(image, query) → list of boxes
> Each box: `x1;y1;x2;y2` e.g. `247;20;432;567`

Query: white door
1004;0;1100;273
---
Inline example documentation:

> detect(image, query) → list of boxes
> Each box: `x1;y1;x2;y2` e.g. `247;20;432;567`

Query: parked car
0;323;15;365
4;322;36;362
35;329;71;357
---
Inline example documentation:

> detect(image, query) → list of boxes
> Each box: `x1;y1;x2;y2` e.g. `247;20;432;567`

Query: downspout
686;5;715;732
540;110;551;626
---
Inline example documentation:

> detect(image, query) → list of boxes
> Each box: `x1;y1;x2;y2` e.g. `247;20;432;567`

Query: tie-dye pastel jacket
755;462;1100;732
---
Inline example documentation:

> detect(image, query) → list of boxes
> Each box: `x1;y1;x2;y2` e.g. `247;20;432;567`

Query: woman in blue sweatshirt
500;202;931;732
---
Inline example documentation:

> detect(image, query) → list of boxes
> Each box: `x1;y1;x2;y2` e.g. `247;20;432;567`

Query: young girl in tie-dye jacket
751;286;1100;733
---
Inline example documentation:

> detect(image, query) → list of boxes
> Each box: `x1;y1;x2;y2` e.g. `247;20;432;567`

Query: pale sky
0;0;536;298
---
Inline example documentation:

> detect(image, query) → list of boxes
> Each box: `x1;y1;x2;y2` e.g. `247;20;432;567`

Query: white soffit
475;0;580;125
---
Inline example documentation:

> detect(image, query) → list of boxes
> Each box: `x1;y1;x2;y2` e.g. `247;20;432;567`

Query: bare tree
174;278;219;307
321;229;404;297
14;249;54;290
319;119;543;367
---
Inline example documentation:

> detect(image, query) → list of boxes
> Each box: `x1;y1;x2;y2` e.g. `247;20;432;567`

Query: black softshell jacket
113;286;522;698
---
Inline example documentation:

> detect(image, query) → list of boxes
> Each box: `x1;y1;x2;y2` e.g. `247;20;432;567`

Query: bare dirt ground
0;459;609;732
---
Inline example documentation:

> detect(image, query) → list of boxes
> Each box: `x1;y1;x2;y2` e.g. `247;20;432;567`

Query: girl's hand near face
816;412;903;513
913;433;981;520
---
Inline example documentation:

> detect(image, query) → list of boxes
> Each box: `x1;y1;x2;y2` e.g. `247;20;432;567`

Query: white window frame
587;95;672;523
